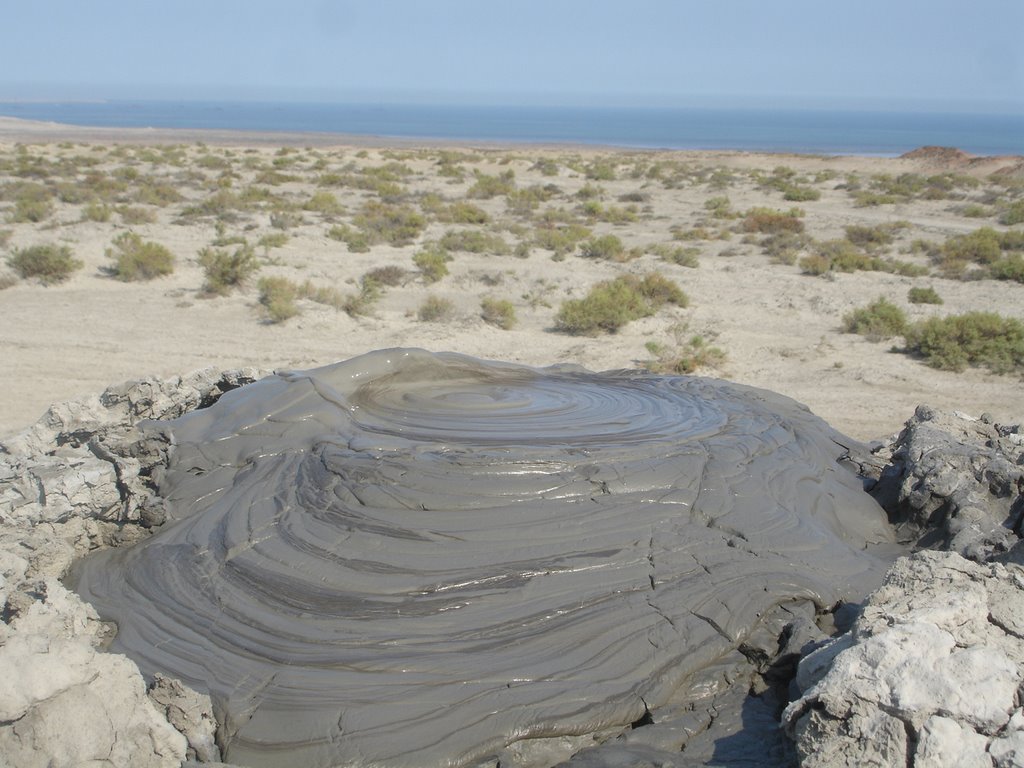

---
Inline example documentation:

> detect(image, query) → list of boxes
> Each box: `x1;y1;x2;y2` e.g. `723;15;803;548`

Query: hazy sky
3;0;1022;112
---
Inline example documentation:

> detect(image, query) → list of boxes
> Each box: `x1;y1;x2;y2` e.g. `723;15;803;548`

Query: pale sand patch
0;123;1021;442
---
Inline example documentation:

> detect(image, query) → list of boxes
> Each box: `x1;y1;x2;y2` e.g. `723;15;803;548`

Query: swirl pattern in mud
71;349;894;767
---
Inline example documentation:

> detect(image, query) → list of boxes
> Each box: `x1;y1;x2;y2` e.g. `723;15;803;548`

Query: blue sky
2;0;1021;112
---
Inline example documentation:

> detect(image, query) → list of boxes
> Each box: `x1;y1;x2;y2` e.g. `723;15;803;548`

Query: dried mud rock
872;405;1024;559
783;550;1024;768
0;367;262;768
72;349;896;768
0;578;187;767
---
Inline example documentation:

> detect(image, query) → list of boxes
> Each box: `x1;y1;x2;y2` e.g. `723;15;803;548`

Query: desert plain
0;116;1022;443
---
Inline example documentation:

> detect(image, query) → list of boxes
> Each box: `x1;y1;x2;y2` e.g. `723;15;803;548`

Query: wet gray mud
70;349;896;767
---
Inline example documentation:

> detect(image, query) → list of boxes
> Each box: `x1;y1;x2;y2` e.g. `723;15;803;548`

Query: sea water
1;100;1022;156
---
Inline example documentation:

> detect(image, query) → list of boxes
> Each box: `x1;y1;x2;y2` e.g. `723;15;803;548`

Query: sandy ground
0;117;1021;442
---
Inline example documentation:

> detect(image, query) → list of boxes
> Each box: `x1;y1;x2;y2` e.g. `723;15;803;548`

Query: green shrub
990;254;1024;283
637;272;689;307
413;244;452;283
585;161;616;181
353;201;426;245
644;335;725;374
704;196;733;218
7;244;82;285
1000;201;1024;226
81;202;112;222
106;232;175;281
781;185;821;202
907;286;943;304
10;196;54;223
579;234;626;261
942;227;1002;264
842;297;907;340
555;273;686;335
364;265;407;286
257;276;300;323
439;229;509;255
327;224;370;253
258;232;289;250
844;223;902;249
447;201;489;224
303;191;343;216
468;170;515;199
342;275;383;317
740;207;805;234
799;253;831;276
418;294;455;322
903;313;1024;373
197;243;260;295
533;223;591;257
480;297;516;329
648;243;699;267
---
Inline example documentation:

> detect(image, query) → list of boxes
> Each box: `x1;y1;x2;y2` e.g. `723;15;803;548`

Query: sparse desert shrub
902;312;1024;373
644;334;725;374
576;183;604;200
648;243;699;267
353;201;426;245
555;273;686;335
844;223;899;249
740;207;805;234
117;205;157;225
439;229;510;255
799;253;831;276
480;297;516;329
7;243;82;285
907;286;943;304
1001;201;1024;226
990;254;1024;283
270;210;304;230
961;204;990;218
761;231;808;265
0;229;12;249
417;294;455;322
303;191;343;216
364;265;407;286
585;161;616;181
841;297;907;340
257;276;300;323
342;275;383;317
413;244;452;283
579;234;626;261
106;232;175;281
468;170;515;199
81;202;112;222
197;243;260;295
781;185;821;202
327;224;370;253
637;272;689;308
447;201;489;224
704;196;733;218
533;223;591;257
258;232;289;250
0;272;16;290
942;227;1002;264
10;195;54;223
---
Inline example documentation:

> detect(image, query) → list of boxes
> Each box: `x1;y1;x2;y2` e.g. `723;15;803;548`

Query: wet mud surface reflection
72;349;894;767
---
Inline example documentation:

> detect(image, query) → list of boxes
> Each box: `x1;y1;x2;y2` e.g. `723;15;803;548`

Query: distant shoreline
2;99;1022;156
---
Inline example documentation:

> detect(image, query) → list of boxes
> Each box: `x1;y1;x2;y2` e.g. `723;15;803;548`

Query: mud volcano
72;349;895;767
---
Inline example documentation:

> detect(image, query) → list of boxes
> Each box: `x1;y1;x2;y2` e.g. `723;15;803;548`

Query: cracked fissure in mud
70;349;895;768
